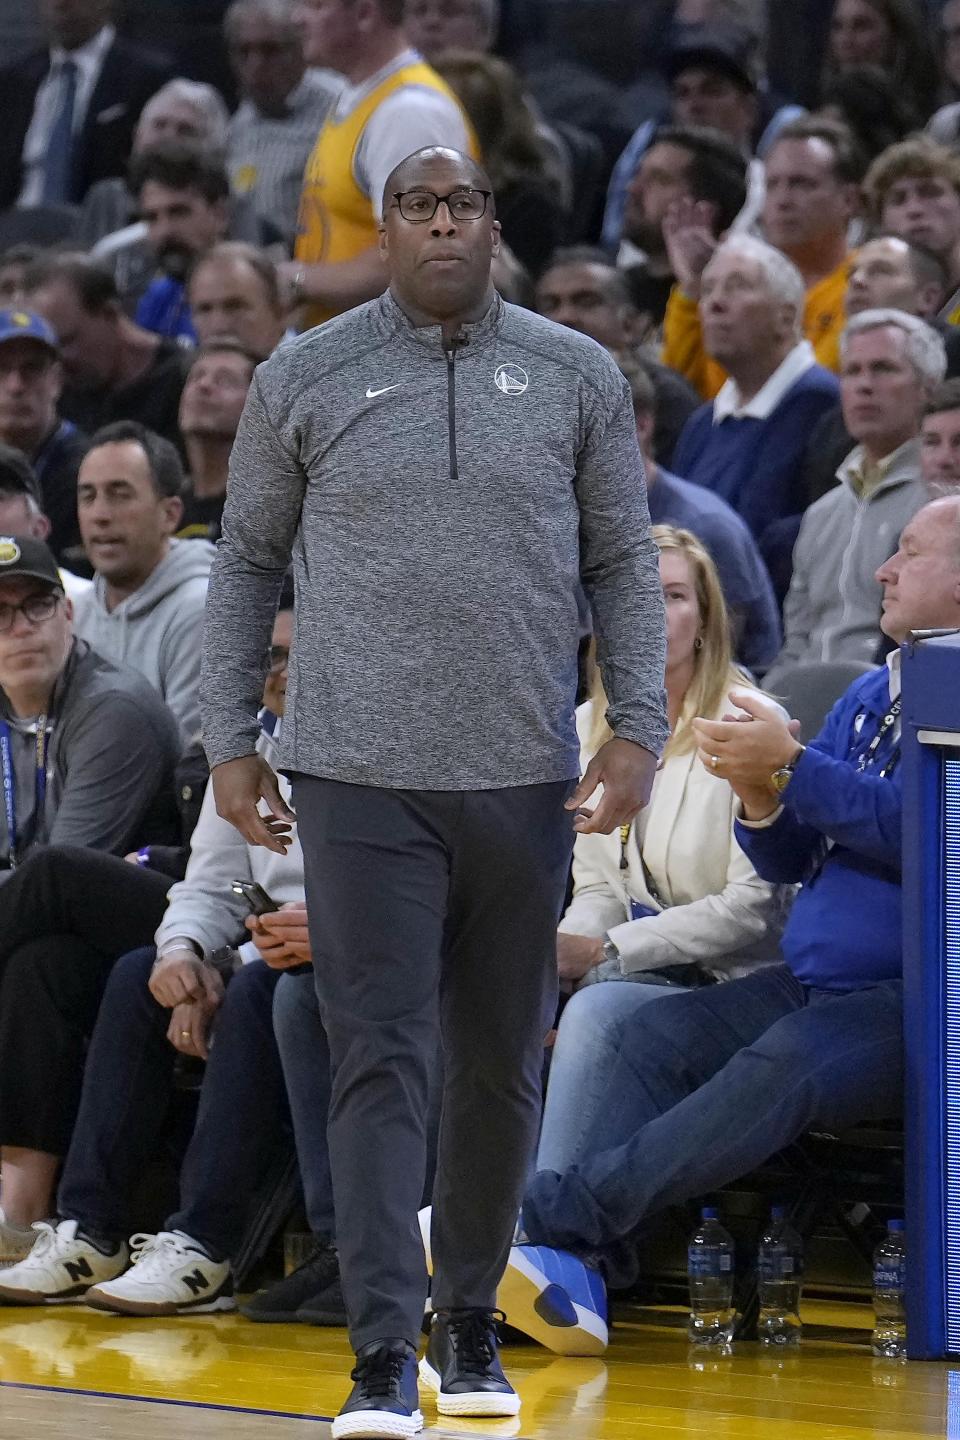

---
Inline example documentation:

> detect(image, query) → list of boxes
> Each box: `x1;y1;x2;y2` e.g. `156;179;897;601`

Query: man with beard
130;144;232;344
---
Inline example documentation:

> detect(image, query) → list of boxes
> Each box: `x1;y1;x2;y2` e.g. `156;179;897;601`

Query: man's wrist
154;937;203;967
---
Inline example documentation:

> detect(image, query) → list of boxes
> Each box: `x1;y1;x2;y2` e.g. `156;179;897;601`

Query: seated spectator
927;0;960;147
920;378;960;495
602;25;774;259
663;116;863;398
802;236;960;507
188;242;288;360
0;605;333;1319
0;0;173;210
817;64;919;166
670;236;840;592
0;310;88;572
0;247;40;310
73;421;212;741
865;137;960;327
619;357;781;672
177;342;257;544
821;0;938;131
0;444;90;604
23;253;191;451
129;145;235;344
534;247;700;463
0;535;180;876
225;0;342;246
536;523;791;1176
431;51;564;276
616;125;749;337
77;79;232;251
515;492;960;1274
769;309;944;680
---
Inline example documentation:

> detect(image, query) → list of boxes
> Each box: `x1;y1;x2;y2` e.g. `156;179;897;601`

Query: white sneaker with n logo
0;1220;128;1305
85;1231;235;1316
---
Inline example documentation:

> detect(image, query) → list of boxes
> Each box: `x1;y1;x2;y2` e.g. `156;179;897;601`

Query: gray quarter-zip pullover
201;290;668;789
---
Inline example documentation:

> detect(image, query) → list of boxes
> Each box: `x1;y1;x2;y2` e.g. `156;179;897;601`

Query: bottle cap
702;1206;719;1220
771;1204;786;1221
889;1218;905;1233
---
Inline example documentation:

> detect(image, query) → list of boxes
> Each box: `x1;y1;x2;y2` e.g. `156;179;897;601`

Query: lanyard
855;698;901;777
0;715;49;869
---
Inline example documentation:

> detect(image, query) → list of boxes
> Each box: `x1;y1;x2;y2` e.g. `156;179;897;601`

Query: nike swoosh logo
366;384;400;398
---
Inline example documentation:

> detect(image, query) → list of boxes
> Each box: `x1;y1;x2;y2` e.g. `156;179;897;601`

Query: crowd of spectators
0;0;957;1361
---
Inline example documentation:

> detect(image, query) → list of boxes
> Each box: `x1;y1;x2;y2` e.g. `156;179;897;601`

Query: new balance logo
64;1257;94;1284
183;1268;210;1296
365;384;400;398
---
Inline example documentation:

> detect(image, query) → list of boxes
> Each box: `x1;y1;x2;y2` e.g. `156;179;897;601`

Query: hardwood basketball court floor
0;1301;957;1439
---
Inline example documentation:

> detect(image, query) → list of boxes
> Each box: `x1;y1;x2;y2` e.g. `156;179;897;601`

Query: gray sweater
202;291;668;790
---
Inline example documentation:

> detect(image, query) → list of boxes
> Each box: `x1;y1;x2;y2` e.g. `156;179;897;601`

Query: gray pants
292;776;575;1351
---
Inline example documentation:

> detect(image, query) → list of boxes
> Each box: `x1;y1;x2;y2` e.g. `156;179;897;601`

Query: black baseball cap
0;443;43;508
0;535;62;589
665;26;760;94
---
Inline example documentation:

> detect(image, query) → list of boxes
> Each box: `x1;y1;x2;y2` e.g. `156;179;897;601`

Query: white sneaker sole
330;1408;423;1439
419;1358;521;1416
496;1249;608;1357
84;1286;236;1317
0;1283;91;1306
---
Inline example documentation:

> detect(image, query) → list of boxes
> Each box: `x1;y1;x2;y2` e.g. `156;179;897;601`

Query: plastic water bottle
872;1219;907;1358
687;1206;735;1347
757;1205;803;1347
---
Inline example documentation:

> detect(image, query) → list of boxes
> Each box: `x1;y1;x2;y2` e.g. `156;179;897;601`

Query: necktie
41;58;79;205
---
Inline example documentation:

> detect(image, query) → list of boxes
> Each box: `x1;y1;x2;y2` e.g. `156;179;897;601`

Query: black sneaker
297;1275;348;1326
240;1241;339;1323
419;1309;520;1418
332;1339;422;1439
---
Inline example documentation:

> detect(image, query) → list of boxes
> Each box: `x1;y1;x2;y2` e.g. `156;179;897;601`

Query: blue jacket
735;666;901;990
135;276;196;344
649;468;781;672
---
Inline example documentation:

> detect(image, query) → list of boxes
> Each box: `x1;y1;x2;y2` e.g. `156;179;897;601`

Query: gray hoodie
202;290;669;790
74;538;214;743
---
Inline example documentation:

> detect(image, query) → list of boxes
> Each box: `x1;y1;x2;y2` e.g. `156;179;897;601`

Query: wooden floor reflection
0;1302;956;1439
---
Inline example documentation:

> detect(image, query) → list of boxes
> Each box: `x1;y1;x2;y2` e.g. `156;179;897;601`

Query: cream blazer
560;695;795;982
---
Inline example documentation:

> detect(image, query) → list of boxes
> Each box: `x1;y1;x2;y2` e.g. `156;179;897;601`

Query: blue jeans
273;969;336;1242
522;964;903;1250
59;948;289;1260
537;978;684;1174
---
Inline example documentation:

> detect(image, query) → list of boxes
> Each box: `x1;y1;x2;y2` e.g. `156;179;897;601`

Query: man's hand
149;950;225;1010
557;932;603;982
662;195;718;299
692;690;803;798
566;738;658;834
211;754;295;854
167;999;216;1060
246;902;312;968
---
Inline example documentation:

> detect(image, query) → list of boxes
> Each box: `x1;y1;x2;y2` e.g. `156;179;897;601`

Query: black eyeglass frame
391;188;493;223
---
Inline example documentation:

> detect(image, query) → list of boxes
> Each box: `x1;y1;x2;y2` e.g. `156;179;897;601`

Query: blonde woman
539;525;793;1175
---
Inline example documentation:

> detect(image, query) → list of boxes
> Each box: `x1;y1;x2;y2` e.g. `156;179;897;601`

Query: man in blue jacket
520;493;960;1253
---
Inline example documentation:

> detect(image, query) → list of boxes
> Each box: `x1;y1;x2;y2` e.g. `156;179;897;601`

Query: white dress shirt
19;24;116;207
712;340;817;424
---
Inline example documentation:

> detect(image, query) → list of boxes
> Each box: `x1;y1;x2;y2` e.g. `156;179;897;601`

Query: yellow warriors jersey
295;60;478;328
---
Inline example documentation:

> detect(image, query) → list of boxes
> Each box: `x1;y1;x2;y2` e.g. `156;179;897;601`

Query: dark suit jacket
0;36;174;210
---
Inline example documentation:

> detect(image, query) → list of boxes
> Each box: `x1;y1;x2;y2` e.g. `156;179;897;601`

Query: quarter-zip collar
376;288;505;357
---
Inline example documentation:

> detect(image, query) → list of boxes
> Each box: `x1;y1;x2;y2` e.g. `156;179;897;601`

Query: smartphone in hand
230;879;279;916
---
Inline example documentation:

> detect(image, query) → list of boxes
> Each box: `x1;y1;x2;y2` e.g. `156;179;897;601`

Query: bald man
202;145;667;1437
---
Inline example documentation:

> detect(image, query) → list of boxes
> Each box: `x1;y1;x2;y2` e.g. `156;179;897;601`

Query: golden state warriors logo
0;538;21;565
494;364;529;395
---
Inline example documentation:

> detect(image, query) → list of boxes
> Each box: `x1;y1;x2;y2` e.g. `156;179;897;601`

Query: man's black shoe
331;1338;422;1439
419;1309;520;1417
240;1241;339;1323
297;1275;348;1326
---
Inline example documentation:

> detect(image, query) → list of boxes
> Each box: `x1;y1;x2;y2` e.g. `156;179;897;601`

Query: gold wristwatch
770;747;804;794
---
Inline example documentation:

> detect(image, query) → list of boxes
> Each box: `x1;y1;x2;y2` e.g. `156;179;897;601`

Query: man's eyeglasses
392;189;492;223
0;591;61;634
266;644;290;671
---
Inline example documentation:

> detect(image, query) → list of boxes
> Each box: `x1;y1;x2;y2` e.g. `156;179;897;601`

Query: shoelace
350;1347;409;1398
21;1221;59;1263
128;1232;192;1275
444;1309;504;1370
